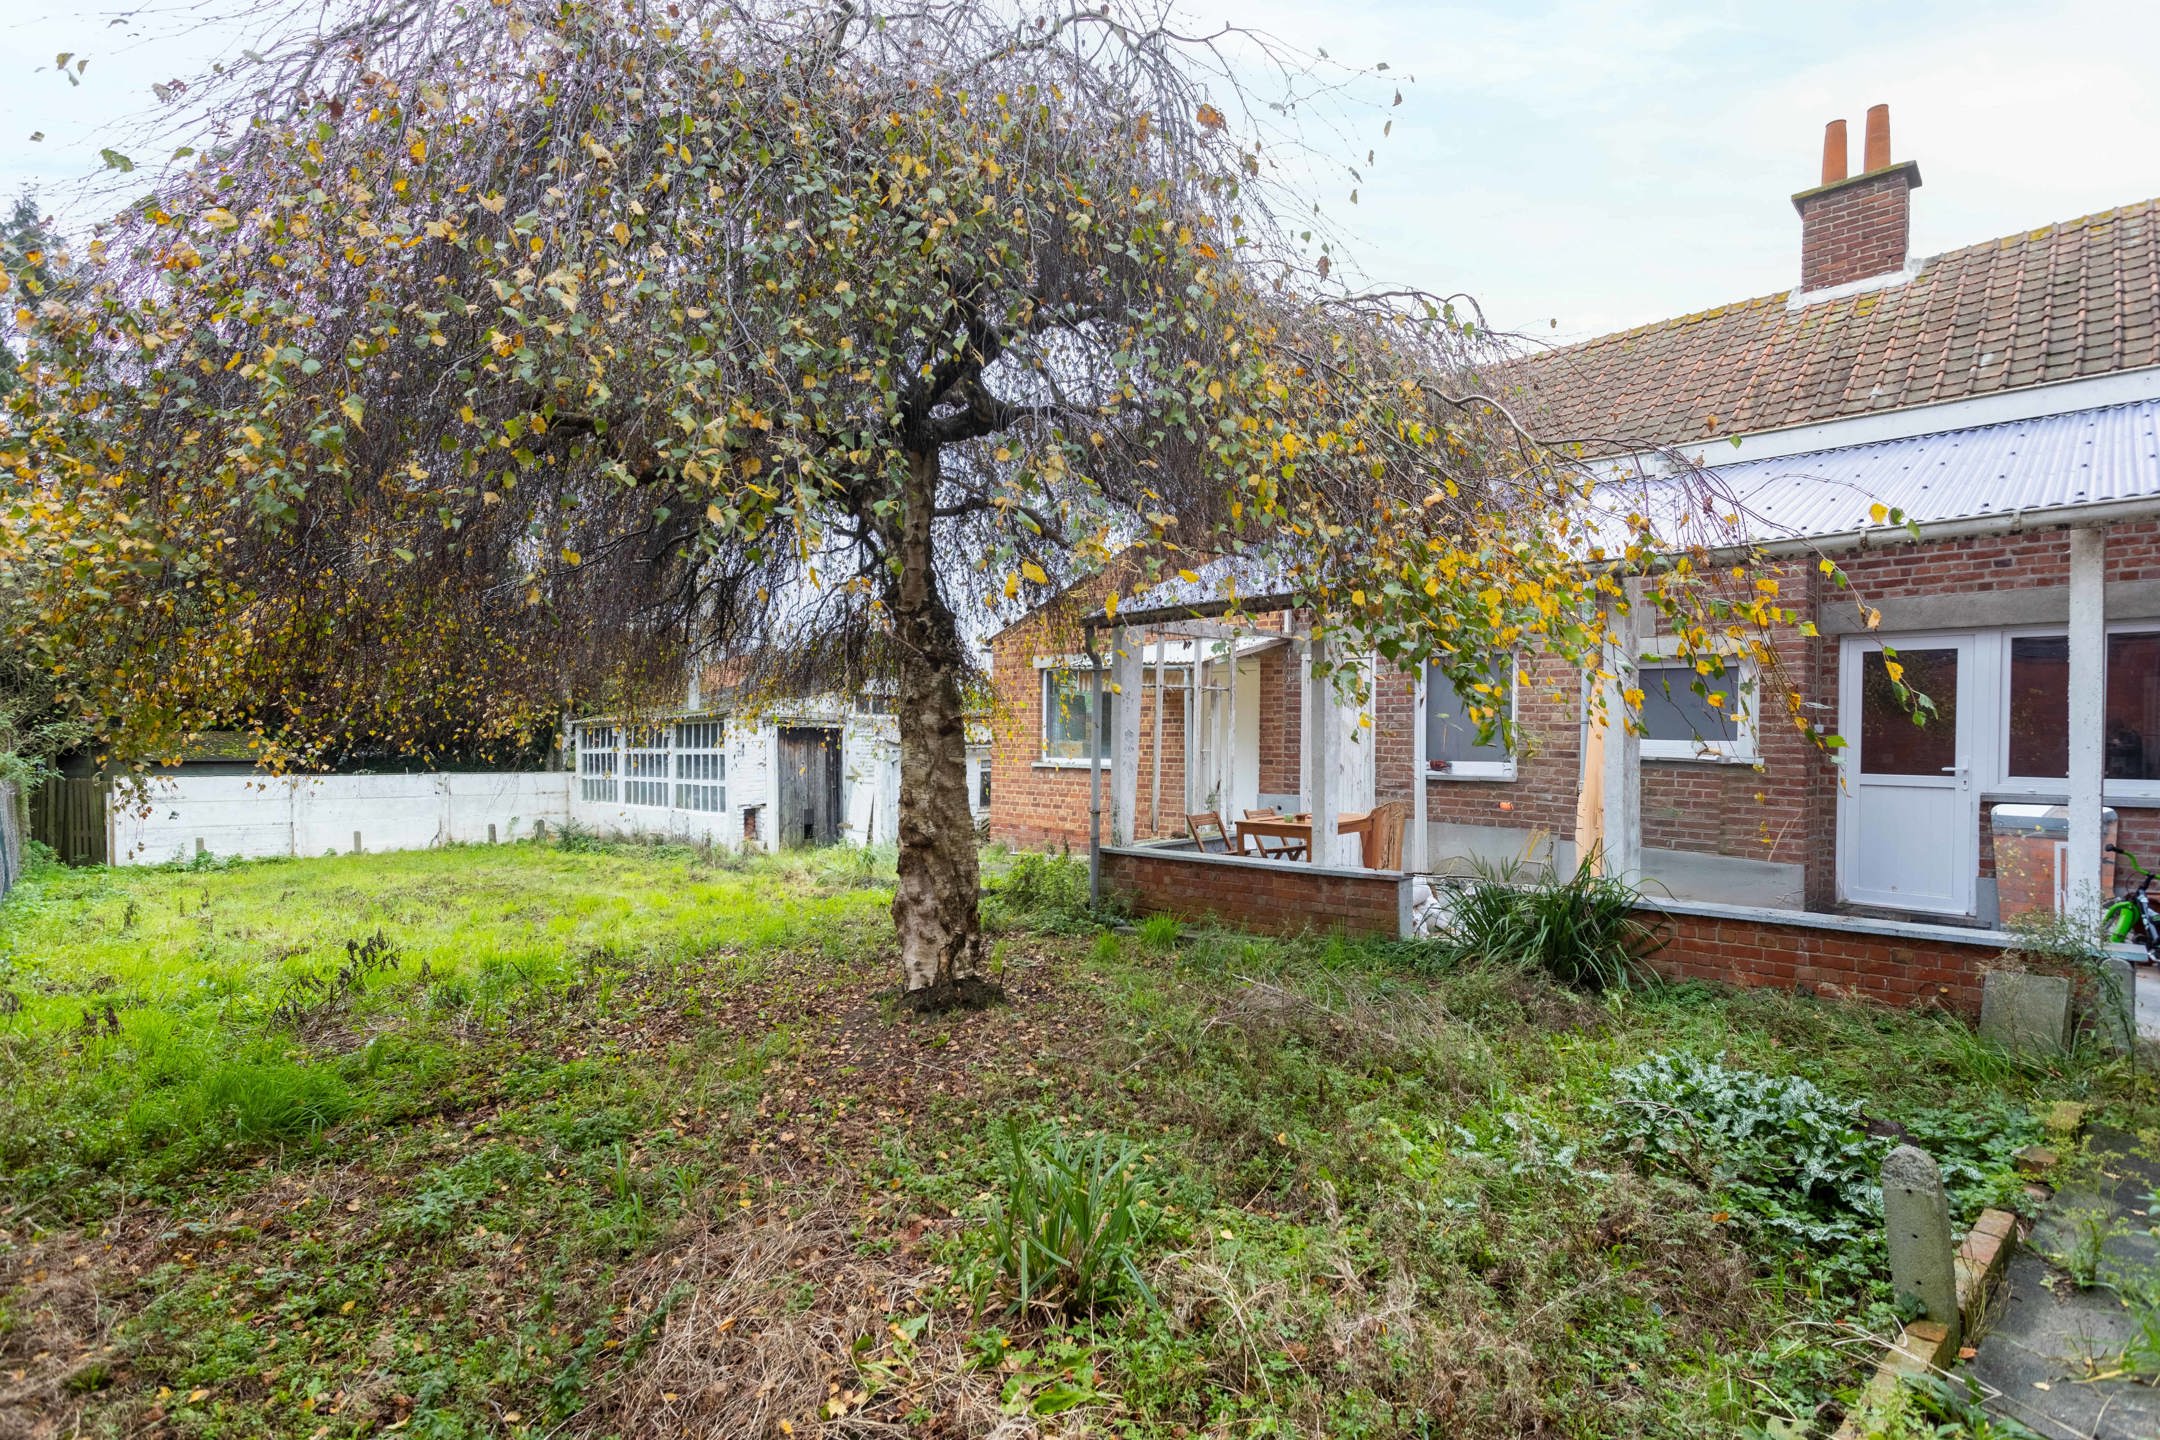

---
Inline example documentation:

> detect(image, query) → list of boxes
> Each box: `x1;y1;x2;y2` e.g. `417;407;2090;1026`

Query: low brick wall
1099;844;1410;940
1639;900;2017;1016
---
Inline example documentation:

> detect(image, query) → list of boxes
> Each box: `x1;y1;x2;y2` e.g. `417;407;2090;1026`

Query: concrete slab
1965;1128;2160;1440
1979;972;2072;1055
1421;822;1804;910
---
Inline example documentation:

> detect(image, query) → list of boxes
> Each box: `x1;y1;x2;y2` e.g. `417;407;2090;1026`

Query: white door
1839;634;1978;915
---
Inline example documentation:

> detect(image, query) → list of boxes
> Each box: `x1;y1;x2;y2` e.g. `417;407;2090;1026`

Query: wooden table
1235;811;1375;867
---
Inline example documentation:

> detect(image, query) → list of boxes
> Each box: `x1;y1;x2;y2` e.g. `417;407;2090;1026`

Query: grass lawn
0;839;2145;1439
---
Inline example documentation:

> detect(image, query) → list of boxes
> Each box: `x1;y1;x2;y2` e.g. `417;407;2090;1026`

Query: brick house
987;104;2160;938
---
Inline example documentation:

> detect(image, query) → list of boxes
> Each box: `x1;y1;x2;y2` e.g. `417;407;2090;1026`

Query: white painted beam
1109;625;1142;846
1307;630;1340;866
1598;586;1644;882
2067;525;2108;921
1409;666;1430;872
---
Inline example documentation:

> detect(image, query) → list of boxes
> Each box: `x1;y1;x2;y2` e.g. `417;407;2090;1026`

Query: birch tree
3;0;1805;1006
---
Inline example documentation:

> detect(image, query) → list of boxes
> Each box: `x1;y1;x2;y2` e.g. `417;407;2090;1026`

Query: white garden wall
111;772;569;865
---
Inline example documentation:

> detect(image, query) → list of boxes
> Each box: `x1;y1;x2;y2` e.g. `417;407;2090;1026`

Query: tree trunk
888;447;997;1011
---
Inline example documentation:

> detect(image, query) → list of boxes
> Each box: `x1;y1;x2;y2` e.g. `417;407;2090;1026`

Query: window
1636;655;1755;761
1426;656;1514;778
2006;628;2160;784
674;718;726;812
977;758;992;810
624;723;670;807
1041;667;1112;763
576;723;618;803
2007;635;2069;779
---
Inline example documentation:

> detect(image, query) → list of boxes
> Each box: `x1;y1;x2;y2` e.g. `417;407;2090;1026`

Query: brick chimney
1791;103;1922;294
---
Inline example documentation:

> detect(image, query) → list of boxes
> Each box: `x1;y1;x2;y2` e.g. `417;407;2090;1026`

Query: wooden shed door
776;727;843;847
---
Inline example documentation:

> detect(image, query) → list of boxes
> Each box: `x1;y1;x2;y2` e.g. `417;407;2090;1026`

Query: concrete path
1964;1128;2160;1439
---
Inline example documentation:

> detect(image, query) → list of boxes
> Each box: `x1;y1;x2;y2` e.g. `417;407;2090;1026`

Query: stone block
1978;971;2071;1055
2093;955;2136;1053
1883;1144;1960;1350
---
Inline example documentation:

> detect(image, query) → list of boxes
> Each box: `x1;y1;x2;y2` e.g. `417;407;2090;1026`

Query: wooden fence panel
30;778;108;867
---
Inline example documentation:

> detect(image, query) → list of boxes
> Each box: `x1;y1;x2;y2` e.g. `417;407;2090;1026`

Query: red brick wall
1796;165;1915;291
1100;846;1407;939
1256;643;1303;795
1644;906;2002;1016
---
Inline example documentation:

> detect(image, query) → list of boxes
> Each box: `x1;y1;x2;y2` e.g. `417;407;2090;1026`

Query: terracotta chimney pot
1863;103;1891;172
1821;119;1849;185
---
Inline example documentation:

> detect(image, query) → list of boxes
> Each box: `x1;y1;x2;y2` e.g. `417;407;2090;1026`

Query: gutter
1717;492;2160;564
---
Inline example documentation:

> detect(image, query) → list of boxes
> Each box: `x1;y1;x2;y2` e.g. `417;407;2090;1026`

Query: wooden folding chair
1184;811;1237;854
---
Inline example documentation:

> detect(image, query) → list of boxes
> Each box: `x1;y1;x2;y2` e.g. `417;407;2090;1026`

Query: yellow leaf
1021;560;1047;585
1177;568;1199;583
1105;592;1118;619
1206;380;1223;401
201;207;238;231
1868;502;1888;525
707;503;724;524
478;193;506;215
561;548;581;566
408;136;428;164
340;395;364;426
611;222;630;245
739;456;762;477
1003;573;1018;600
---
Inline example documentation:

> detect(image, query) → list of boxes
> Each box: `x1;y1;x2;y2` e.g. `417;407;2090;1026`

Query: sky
3;0;2157;343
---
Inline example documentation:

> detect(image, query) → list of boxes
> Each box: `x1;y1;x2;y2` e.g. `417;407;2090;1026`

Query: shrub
1441;857;1661;991
983;1127;1157;1316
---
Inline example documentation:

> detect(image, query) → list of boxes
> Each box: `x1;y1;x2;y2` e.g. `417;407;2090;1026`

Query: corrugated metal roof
1610;398;2160;543
1121;552;1294;616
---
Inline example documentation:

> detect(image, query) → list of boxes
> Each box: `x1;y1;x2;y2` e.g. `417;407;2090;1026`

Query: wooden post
1110;625;1141;846
1224;632;1239;814
2068;525;2107;921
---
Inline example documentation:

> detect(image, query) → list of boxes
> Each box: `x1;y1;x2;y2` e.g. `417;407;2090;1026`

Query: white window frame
1424;655;1518;781
1995;621;2160;801
1037;661;1112;768
673;717;726;812
1633;647;1759;763
576;722;619;803
623;722;671;808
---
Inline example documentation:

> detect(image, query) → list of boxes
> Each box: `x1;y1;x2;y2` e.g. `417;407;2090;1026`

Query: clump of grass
125;1056;352;1153
980;1127;1157;1316
1137;913;1182;952
1439;856;1661;991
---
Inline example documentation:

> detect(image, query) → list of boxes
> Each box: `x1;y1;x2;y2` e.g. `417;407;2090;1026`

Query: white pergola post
1109;625;1142;847
2067;525;2108;921
1149;643;1166;836
1409;666;1430;872
1598;585;1643;882
1087;642;1104;907
1306;629;1340;866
